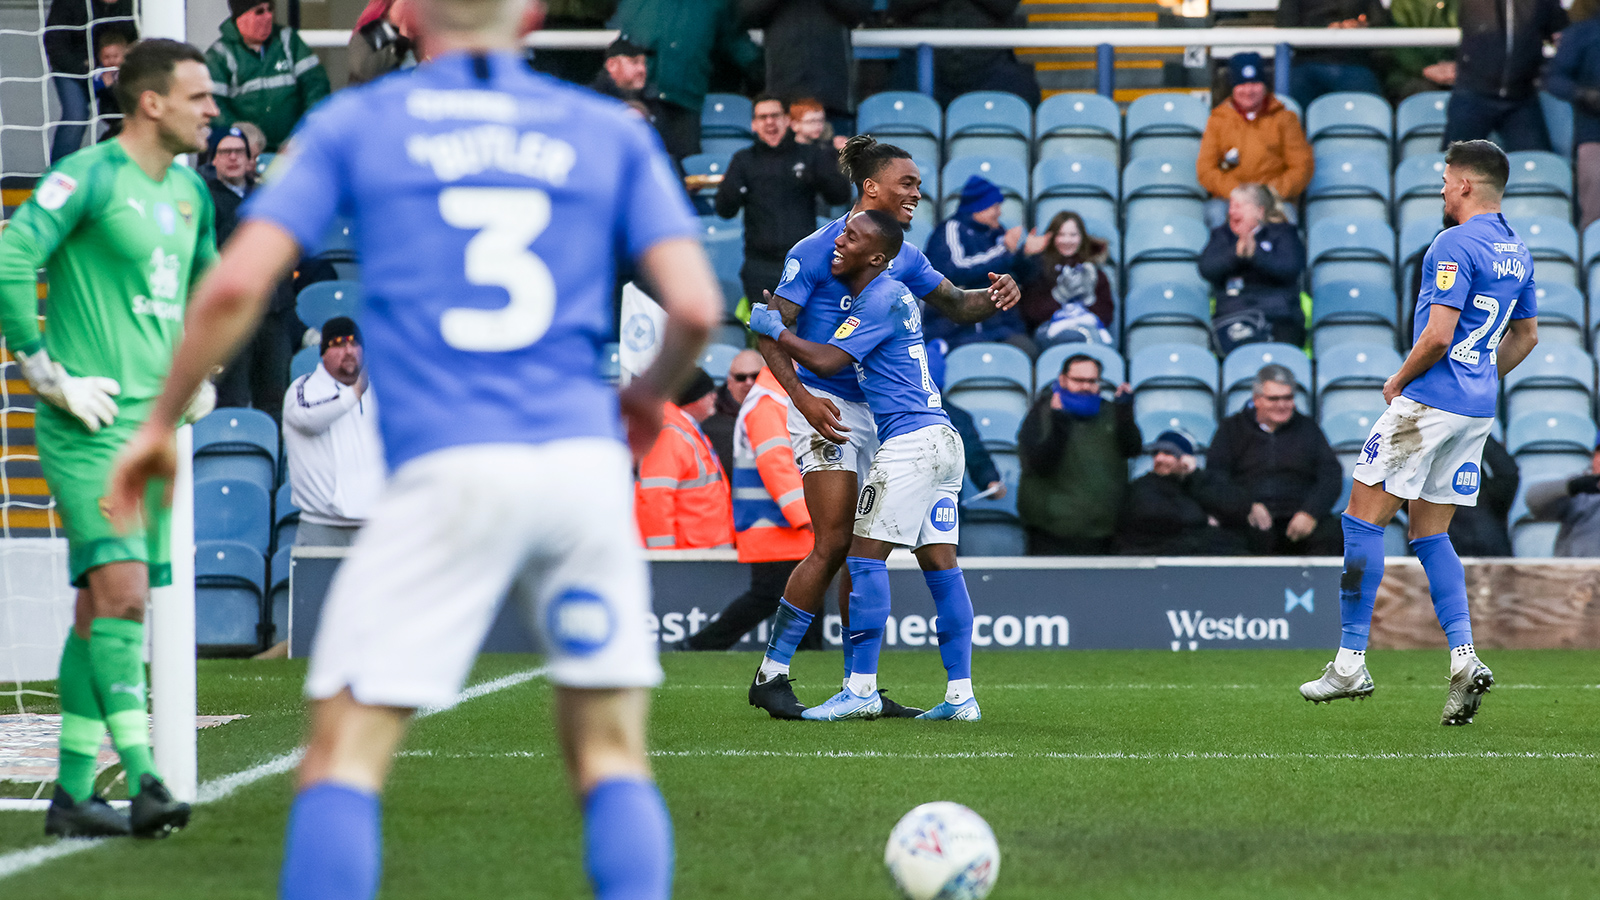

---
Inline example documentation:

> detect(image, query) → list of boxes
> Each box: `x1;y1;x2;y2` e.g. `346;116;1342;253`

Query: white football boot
1441;655;1494;726
1299;662;1376;703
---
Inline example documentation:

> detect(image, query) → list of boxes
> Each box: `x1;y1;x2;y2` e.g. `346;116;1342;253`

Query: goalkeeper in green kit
0;39;221;838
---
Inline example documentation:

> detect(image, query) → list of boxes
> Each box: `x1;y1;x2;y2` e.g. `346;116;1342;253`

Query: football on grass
884;801;1001;900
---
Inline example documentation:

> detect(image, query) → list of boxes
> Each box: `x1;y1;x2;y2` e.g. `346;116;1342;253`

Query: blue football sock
924;568;973;681
1411;532;1474;648
761;599;813;668
1339;514;1386;652
279;782;381;900
845;557;891;678
584;777;673;900
839;626;855;681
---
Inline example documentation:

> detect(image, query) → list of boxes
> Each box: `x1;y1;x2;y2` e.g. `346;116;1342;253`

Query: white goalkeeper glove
181;379;217;426
13;347;121;433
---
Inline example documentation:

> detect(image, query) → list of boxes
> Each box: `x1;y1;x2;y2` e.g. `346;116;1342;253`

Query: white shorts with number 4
305;439;662;709
854;423;965;548
1351;396;1495;507
788;386;879;480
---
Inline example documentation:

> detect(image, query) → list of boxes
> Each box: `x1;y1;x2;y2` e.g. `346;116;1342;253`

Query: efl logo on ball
1453;462;1480;495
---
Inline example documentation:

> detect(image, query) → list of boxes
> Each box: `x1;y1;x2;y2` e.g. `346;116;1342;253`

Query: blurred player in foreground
107;0;719;895
0;38;218;839
749;210;980;722
1300;140;1538;725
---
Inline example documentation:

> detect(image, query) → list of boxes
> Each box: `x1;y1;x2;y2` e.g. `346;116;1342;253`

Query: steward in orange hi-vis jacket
635;396;734;551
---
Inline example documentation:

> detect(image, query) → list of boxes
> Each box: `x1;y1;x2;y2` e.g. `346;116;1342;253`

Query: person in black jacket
44;0;135;162
1118;430;1251;555
1199;183;1308;354
714;94;852;307
1275;0;1389;109
1207;364;1345;555
740;0;870;129
1444;0;1567;151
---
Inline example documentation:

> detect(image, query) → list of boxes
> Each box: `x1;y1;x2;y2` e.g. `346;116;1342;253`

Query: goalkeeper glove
181;380;217;426
1567;473;1600;495
13;347;120;433
747;303;786;340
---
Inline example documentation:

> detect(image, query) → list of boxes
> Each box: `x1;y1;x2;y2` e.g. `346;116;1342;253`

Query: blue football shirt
244;52;697;469
827;275;951;442
774;214;946;403
1404;212;1538;418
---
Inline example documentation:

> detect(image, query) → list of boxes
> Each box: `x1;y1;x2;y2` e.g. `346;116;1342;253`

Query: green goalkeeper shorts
35;399;171;588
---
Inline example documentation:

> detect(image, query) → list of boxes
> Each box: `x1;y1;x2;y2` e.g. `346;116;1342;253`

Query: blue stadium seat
682;153;733;203
1221;343;1311;415
1320;408;1383;451
194;408;279;491
1124;93;1207;162
1135;407;1218;450
966;407;1024;450
196;540;266;648
1130;343;1219;448
1507;410;1597;456
598;341;621;384
315;217;356;262
1512;520;1561;558
194;479;272;553
1586;219;1600;304
274;482;299;553
958;517;1027;556
1398;219;1444;303
1031;156;1118;229
945;92;1032;167
940;157;1028;225
700;94;753;156
1122;218;1209;297
1121;157;1206;225
1393;154;1447;234
1306;92;1393;165
699;219;744;312
907;155;939;235
290;346;320;381
1307;218;1395;293
1541;91;1575;159
1034;93;1121;165
1510;451;1591;531
1122;282;1211;356
1315;343;1402;421
1510;216;1579;288
296;280;362;330
1310;281;1399;355
268;545;291;645
1503;151;1574;221
1505;345;1596;421
699;343;742;382
1304;154;1390;230
1035;342;1125;392
944;342;1033;418
961;451;1021;520
857;92;943;169
1533;283;1586;347
1395;92;1449;160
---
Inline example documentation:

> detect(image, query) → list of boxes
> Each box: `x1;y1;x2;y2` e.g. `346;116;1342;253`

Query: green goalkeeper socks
56;630;106;802
88;618;157;796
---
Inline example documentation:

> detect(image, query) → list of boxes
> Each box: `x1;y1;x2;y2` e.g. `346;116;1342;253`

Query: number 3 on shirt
437;187;556;352
1449;294;1514;366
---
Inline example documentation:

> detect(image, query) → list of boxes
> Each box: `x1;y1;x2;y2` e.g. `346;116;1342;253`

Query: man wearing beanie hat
1197;52;1312;228
283;316;384;549
205;0;329;150
1117;429;1251;555
635;368;735;551
923;175;1029;350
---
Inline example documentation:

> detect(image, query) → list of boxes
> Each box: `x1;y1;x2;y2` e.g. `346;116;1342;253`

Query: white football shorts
1351;396;1495;507
787;386;879;480
305;438;662;708
854;423;965;548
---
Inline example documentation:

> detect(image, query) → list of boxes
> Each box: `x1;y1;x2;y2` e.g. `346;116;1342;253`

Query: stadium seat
1512;520;1561;558
1540;91;1575;159
905;218;933;251
908;156;939;235
699;343;742;382
290;346;320;381
944;342;1033;418
966;407;1024;451
598;341;621;384
1393;154;1447;235
1315;343;1402;420
1221;343;1311;415
1121;157;1206;226
1122;218;1209;297
195;540;267;649
1307;218;1395;293
1509;217;1579;288
1505;345;1596;421
267;545;291;646
1507;410;1597;456
1310;281;1399;355
1122;282;1211;356
958;517;1027;556
1130;343;1219;448
857;91;943;169
194;408;279;491
1304;154;1390;230
1124;93;1207;162
1503;151;1574;221
940;157;1028;225
961;451;1021;520
1510;451;1591;534
1034;93;1121;165
1533;283;1586;347
1306;92;1393;165
296;280;362;330
1398;219;1443;303
315;217;356;263
1395;92;1449;160
945;92;1032;167
1031;156;1118;229
1586;219;1600;306
274;482;299;553
682;153;733;204
1320;408;1383;452
1035;342;1125;392
699;219;744;313
1135;407;1218;450
700;94;753;156
194;479;273;553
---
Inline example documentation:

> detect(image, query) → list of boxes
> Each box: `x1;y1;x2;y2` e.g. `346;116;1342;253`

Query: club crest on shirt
1435;261;1458;290
834;316;861;339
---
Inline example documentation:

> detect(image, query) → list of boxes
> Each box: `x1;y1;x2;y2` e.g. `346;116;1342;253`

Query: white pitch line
390;747;1600;763
659;682;1600;691
0;666;548;882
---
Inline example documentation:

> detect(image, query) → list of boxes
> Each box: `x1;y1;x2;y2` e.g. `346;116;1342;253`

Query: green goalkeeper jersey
0;139;218;405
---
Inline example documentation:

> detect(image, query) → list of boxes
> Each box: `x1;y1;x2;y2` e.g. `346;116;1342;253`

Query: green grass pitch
4;648;1600;898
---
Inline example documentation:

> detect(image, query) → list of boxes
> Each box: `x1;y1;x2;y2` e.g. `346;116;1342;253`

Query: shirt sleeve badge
1435;261;1458;291
834;316;861;339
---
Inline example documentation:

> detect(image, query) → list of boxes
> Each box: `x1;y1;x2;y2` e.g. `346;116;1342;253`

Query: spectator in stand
923;175;1029;351
740;0;870;133
635;369;736;550
205;0;330;152
614;0;763;160
90;27;132;142
347;0;414;86
888;0;1040;106
926;351;1007;502
1016;210;1115;349
1385;0;1458;100
1444;0;1566;151
701;349;765;475
1547;4;1600;229
790;97;848;151
1207;364;1344;555
1117;430;1251;555
283;318;384;548
204;126;256;240
43;0;135;161
1199;183;1308;354
1017;353;1141;555
1526;434;1600;556
1447;436;1517;556
714;95;852;309
588;35;650;102
680;366;823;651
1275;0;1390;109
1197;53;1313;229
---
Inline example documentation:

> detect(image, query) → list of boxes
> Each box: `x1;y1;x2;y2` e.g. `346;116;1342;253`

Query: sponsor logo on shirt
405;126;577;184
132;296;184;321
34;172;76;210
1492;242;1520;253
1453;462;1480;495
406;89;518;123
1435;261;1458;291
834;316;861;339
778;257;800;288
1493;258;1526;280
147;248;181;300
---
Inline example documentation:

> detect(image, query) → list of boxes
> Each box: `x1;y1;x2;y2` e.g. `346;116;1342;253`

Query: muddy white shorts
787;386;880;481
854;423;965;548
1351;396;1495;507
305;439;662;708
